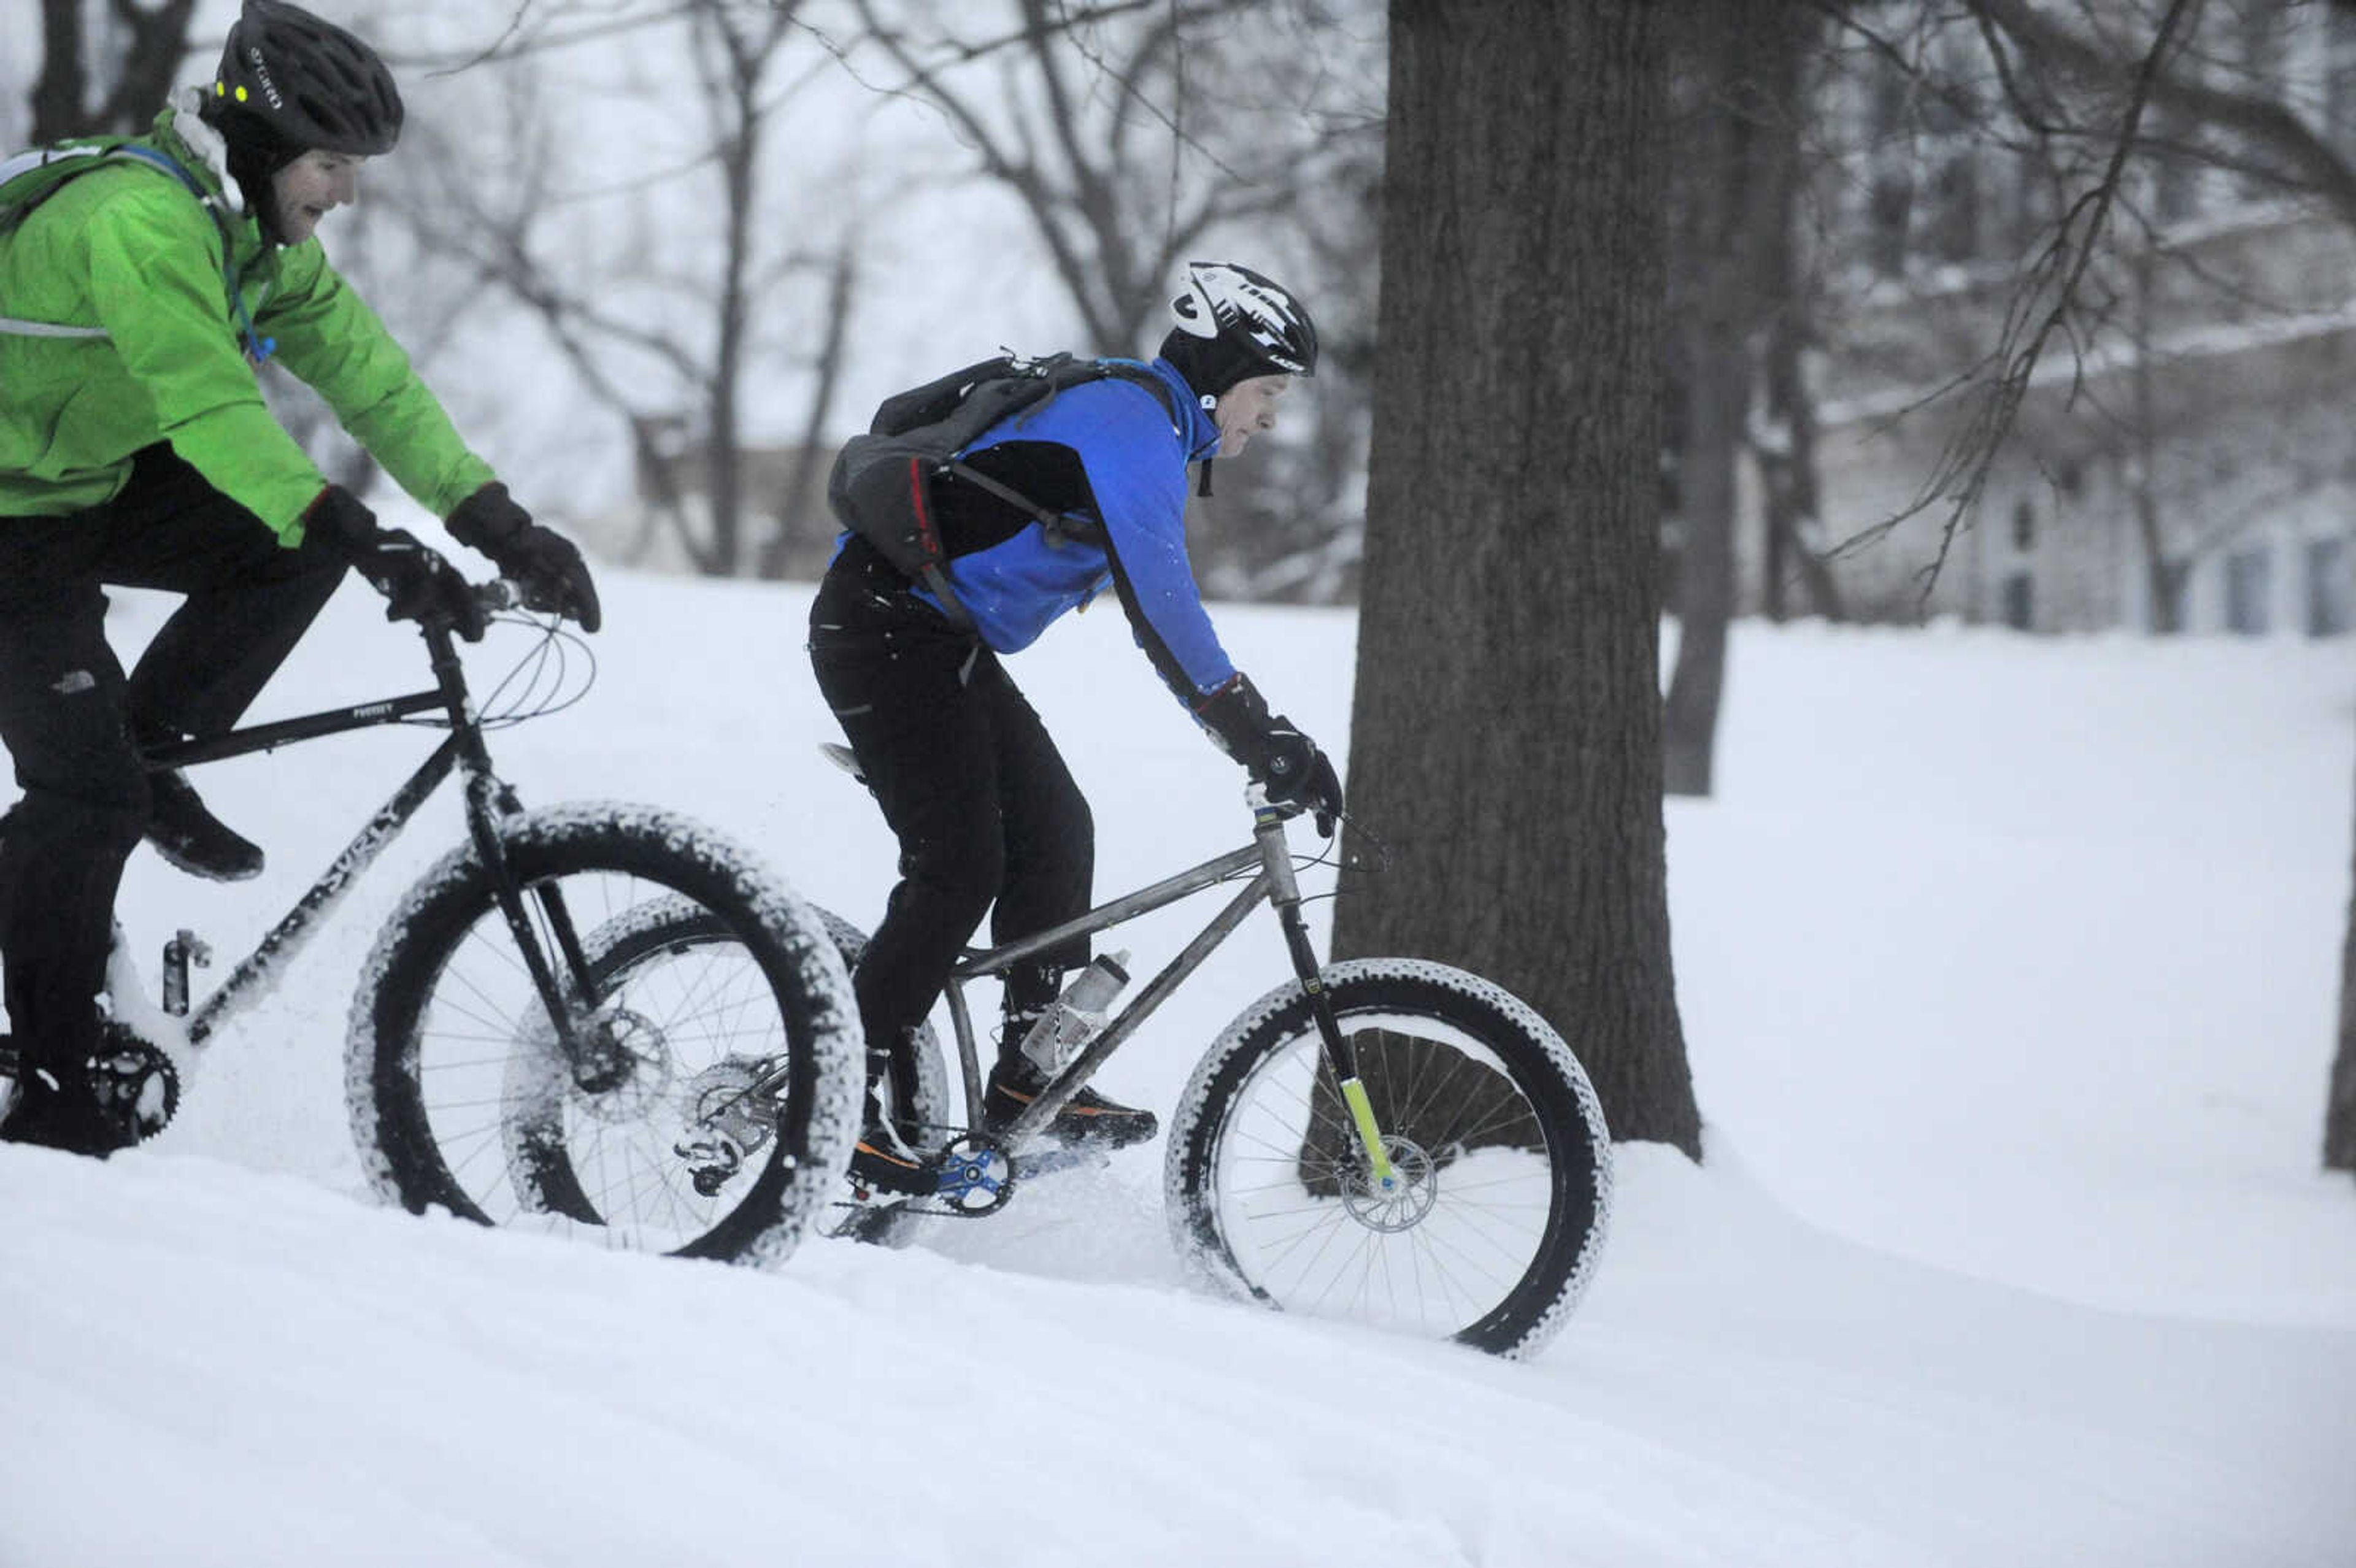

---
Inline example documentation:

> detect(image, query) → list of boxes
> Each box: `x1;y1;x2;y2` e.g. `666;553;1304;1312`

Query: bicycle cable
1287;812;1392;910
398;609;599;731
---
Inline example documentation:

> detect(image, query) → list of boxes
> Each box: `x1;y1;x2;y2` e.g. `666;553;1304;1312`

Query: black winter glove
447;483;602;632
1259;726;1345;836
306;486;488;643
1193;674;1345;836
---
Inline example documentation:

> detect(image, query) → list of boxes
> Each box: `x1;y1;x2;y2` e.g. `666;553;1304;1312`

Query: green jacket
0;102;494;544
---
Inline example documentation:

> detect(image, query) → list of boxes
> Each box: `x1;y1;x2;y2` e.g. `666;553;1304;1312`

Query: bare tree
844;0;1368;352
388;0;860;578
831;0;1381;598
1338;0;1700;1156
1836;0;2356;1172
1661;0;1819;798
29;0;197;144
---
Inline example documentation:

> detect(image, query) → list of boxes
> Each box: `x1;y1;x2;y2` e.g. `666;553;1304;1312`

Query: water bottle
1017;950;1131;1075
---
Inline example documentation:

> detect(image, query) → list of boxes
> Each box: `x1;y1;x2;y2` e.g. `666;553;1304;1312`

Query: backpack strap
938;359;1183;545
0;142;275;362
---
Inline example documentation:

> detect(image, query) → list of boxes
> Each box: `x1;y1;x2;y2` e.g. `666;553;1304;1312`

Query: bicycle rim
352;807;855;1263
490;894;799;1250
1175;963;1607;1355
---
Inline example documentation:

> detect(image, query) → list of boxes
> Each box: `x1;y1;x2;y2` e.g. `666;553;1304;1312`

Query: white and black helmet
1158;261;1319;401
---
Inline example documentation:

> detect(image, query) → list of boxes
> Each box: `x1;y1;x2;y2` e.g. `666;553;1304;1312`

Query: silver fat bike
0;582;861;1268
590;745;1615;1359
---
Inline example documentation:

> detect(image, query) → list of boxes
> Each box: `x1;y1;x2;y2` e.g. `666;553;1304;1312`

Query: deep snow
4;563;2353;1567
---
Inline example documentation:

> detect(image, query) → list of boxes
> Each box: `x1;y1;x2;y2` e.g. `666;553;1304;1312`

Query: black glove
305;486;488;643
447;483;602;632
1193;674;1345;835
1259;724;1344;836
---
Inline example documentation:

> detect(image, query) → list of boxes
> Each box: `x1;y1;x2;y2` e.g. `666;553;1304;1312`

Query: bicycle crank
90;1027;182;1144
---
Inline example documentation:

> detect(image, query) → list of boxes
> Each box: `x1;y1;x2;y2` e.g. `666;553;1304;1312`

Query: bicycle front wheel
1166;959;1612;1358
347;804;860;1265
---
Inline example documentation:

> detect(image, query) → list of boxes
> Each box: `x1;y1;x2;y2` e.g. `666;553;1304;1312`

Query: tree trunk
1663;312;1737;798
1663;0;1807;797
1337;0;1700;1157
33;0;197;144
2325;752;2356;1175
1750;7;1840;626
31;0;84;145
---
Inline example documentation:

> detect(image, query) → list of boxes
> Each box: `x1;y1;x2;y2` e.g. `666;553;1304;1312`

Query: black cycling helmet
1157;261;1319;402
207;0;404;158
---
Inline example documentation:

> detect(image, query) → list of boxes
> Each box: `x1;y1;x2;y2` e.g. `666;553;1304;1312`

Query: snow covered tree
1334;0;1702;1157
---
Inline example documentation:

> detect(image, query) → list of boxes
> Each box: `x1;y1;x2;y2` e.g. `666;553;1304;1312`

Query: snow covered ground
4;564;2353;1566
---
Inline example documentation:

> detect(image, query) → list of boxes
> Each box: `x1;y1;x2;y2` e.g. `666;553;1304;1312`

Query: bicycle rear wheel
545;899;953;1248
1166;959;1612;1358
347;804;860;1265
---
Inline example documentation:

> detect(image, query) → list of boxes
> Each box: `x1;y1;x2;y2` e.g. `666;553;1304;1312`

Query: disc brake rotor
567;1008;674;1123
1338;1136;1439;1232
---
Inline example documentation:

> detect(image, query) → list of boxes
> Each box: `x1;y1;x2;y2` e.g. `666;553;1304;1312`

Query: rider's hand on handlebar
305;486;489;643
446;483;602;633
1194;675;1344;837
1257;725;1344;838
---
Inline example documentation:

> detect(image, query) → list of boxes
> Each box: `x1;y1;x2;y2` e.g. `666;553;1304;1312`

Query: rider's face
1213;374;1292;458
271;150;364;245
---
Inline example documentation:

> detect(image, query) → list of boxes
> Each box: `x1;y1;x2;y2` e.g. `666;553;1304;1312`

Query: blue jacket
915;355;1238;702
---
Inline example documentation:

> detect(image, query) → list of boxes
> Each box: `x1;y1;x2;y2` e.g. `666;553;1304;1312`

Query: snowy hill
4;566;2353;1566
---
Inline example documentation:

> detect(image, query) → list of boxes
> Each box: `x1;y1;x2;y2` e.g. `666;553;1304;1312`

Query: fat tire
1165;959;1612;1358
346;805;860;1267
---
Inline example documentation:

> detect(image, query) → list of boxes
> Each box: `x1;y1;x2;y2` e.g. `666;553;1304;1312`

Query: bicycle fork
1253;805;1401;1193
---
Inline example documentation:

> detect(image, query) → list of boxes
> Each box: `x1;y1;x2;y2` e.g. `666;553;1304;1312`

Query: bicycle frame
936;795;1387;1179
1;594;593;1075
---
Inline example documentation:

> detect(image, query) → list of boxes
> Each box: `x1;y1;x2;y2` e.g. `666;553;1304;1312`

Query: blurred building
1771;0;2356;636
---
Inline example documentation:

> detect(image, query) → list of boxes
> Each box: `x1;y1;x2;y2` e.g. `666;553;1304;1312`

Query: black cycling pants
0;446;344;1077
807;549;1093;1072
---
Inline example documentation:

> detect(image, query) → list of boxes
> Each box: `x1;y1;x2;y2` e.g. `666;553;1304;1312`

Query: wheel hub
567;1007;674;1121
1339;1136;1439;1232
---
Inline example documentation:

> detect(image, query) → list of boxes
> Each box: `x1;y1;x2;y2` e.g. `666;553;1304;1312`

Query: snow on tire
1164;959;1612;1358
345;804;860;1268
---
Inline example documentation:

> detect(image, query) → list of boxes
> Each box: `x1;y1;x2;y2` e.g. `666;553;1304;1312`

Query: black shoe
2;1069;136;1159
983;1059;1158;1150
145;770;263;882
847;1085;936;1197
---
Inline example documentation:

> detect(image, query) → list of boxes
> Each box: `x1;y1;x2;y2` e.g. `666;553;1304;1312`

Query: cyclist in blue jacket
809;261;1343;1194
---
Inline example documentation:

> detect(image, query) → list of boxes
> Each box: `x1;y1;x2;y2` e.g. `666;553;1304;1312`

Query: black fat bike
0;583;861;1267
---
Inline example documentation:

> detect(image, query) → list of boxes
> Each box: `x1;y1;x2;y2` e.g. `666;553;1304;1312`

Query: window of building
2308;536;2351;637
2011;497;2036;552
2225;545;2273;636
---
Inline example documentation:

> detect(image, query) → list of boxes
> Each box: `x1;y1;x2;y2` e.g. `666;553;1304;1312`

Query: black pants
807;545;1093;1070
0;446;345;1079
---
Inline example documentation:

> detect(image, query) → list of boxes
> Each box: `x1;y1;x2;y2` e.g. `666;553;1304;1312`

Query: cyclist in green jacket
0;0;599;1156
